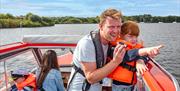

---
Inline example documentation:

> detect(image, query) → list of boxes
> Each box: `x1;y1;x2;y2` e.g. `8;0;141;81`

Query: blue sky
1;0;180;17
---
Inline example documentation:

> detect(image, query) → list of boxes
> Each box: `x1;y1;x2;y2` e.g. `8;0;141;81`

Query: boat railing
141;58;180;91
0;43;36;90
150;58;180;91
0;35;81;90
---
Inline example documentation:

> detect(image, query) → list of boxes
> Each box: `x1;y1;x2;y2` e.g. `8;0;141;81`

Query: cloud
1;0;179;16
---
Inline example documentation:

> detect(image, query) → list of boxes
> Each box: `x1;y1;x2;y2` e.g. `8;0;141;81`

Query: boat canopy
23;35;83;44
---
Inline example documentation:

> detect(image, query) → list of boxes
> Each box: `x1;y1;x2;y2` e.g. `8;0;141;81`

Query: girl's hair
37;50;59;88
121;21;140;37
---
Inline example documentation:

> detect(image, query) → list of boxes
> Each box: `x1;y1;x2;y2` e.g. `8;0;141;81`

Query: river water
0;23;180;84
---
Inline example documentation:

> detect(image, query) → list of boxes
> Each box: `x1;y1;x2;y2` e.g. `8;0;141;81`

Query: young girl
36;50;65;91
109;21;149;91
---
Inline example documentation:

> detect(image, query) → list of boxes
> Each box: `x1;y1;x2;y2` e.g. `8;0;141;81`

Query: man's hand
80;44;126;84
112;44;126;64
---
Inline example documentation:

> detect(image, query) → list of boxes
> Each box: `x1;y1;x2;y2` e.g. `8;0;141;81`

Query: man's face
100;17;122;43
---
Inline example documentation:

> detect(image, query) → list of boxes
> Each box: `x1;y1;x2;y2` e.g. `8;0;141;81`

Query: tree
42;17;53;23
25;13;33;20
0;14;8;19
143;14;152;23
30;15;42;22
64;18;82;24
6;13;15;19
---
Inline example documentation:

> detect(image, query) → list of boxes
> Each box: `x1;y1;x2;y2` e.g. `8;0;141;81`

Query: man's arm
80;44;126;84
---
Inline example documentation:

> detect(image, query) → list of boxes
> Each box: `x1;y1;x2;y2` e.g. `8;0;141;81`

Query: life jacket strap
120;62;137;72
73;64;85;77
67;31;104;91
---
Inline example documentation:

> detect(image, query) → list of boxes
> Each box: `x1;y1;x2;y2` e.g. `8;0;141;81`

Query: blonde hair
121;21;140;37
100;8;122;25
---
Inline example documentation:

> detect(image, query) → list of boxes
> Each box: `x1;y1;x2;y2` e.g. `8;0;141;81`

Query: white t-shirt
68;34;109;91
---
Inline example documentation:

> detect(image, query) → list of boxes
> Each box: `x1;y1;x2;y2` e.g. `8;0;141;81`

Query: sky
0;0;180;17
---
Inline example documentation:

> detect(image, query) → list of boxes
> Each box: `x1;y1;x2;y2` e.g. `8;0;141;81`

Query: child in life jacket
10;68;37;91
108;21;149;91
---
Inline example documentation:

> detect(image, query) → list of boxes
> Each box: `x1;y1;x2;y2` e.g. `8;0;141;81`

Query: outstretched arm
138;45;164;57
123;45;163;62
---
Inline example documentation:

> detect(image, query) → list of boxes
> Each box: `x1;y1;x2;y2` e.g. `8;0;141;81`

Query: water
0;23;180;85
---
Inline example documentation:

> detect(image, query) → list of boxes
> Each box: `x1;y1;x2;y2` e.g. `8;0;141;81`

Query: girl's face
14;77;26;84
123;34;138;46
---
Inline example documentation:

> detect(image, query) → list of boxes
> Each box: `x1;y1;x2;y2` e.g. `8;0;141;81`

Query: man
68;8;125;91
67;8;162;91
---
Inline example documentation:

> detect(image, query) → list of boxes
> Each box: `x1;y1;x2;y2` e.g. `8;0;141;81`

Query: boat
0;35;179;91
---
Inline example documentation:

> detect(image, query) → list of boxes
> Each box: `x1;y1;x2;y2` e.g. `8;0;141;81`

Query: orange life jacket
16;73;37;91
110;37;143;50
108;38;143;85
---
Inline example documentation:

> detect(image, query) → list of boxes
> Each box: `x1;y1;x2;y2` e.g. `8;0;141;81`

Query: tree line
0;13;54;28
0;13;179;28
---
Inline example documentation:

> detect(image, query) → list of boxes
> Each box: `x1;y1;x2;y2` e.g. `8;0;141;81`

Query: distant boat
173;21;177;23
158;22;163;23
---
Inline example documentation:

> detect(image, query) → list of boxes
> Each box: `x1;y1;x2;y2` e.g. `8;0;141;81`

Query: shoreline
1;23;179;29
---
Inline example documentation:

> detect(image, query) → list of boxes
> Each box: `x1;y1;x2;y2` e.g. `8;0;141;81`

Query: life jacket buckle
129;66;136;72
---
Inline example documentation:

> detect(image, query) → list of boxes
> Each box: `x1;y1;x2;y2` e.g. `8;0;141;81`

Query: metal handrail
4;61;8;91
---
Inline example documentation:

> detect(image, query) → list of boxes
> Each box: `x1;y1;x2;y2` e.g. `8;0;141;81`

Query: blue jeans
112;84;134;91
